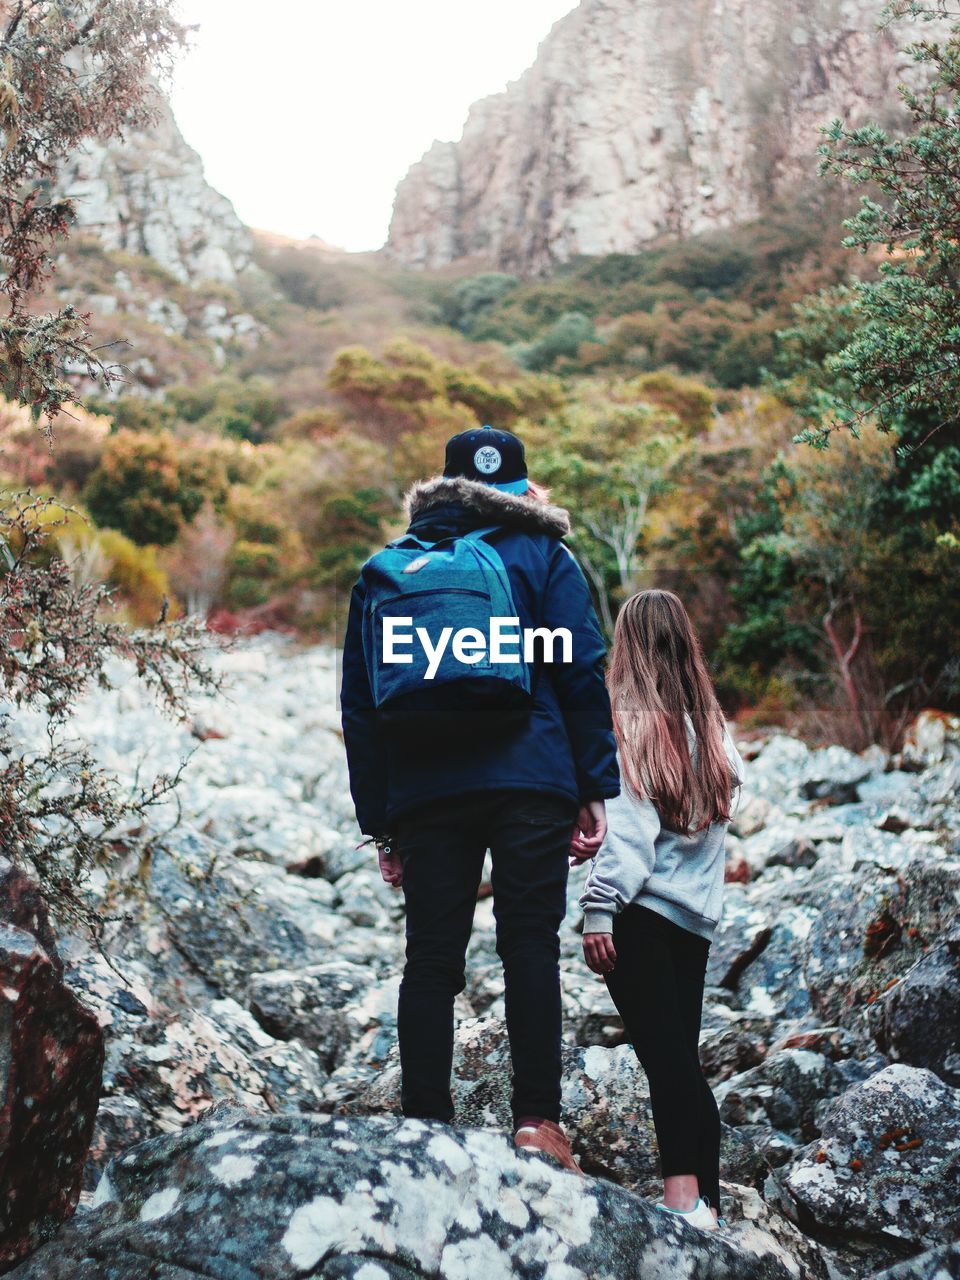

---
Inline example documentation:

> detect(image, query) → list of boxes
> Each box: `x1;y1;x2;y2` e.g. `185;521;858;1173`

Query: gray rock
735;906;818;1021
57;92;252;286
871;1240;960;1279
880;761;960;843
899;712;960;771
732;1125;798;1170
248;961;383;1070
730;794;775;839
9;1102;807;1280
766;1025;860;1064
869;935;960;1086
707;888;772;989
719;1183;831;1279
82;1097;154;1193
388;0;945;276
717;1049;847;1144
799;778;866;806
699;1023;769;1084
144;838;343;996
351;1015;761;1204
204;998;329;1112
800;859;960;1037
8;643;960;1274
782;1065;960;1251
837;827;934;876
799;745;876;806
765;838;819;870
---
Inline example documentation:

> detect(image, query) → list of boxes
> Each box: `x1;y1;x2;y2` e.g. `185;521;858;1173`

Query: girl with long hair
578;589;744;1231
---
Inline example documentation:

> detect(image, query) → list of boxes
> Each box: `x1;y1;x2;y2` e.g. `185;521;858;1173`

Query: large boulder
718;1183;831;1280
66;938;329;1132
868;932;960;1086
698;1018;770;1085
899;711;960;771
732;905;818;1021
871;1241;960;1279
352;1016;663;1182
350;1015;767;1201
8;1103;815;1279
706;889;772;990
797;754;872;805
780;1065;960;1252
142;840;343;995
799;859;960;1037
716;1049;849;1144
0;866;104;1270
62;938;332;1193
248;961;393;1070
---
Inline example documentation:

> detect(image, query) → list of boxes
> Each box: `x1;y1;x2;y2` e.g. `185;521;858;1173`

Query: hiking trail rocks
7;1103;818;1280
3;635;960;1277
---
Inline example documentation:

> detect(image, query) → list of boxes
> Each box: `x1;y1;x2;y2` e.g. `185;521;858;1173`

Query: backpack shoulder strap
460;525;503;544
384;532;435;551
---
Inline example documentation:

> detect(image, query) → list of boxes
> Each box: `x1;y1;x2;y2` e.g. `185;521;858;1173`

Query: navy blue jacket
339;475;620;835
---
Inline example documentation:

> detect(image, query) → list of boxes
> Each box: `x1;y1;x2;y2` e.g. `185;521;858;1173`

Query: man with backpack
340;425;619;1173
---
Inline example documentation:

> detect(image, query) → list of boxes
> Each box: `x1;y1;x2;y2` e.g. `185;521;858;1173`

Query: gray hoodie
580;723;745;942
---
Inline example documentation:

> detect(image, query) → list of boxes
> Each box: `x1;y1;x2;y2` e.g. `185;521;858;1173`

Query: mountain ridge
386;0;949;275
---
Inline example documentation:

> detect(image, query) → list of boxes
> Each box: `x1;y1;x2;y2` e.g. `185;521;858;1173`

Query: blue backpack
359;525;534;734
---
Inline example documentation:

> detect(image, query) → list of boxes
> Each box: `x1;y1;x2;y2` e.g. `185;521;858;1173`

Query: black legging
603;903;721;1210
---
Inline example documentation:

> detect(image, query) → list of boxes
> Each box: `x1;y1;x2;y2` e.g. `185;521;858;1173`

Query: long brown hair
608;589;736;832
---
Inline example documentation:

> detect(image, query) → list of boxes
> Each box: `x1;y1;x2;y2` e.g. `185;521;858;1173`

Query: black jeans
394;789;577;1126
603;903;721;1209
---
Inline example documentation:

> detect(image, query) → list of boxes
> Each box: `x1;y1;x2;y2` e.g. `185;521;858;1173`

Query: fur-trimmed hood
403;475;571;539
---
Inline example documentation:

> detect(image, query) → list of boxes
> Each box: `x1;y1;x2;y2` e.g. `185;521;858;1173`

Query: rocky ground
1;635;959;1278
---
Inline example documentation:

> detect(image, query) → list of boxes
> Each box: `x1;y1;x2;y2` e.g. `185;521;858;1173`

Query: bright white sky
169;0;577;252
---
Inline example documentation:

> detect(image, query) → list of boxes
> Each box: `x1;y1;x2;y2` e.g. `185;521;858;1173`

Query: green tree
717;460;817;676
166;377;287;442
777;426;895;738
527;383;687;633
440;273;519;335
0;1;218;943
0;0;186;414
806;3;960;445
512;311;597;372
84;430;220;546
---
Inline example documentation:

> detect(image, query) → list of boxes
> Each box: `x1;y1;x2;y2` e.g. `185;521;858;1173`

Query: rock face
387;0;947;273
7;1102;809;1280
0;864;104;1271
57;89;252;285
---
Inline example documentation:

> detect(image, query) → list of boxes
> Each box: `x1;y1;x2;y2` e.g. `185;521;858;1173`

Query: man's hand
570;799;607;863
583;931;616;974
377;841;403;889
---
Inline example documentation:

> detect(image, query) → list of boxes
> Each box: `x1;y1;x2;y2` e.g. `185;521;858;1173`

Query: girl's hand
583;932;616;974
570;800;607;863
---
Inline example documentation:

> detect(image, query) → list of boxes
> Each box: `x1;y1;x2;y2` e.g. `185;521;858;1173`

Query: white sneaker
654;1197;719;1232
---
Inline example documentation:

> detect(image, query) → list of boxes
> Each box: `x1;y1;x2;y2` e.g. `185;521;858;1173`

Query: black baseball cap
443;425;528;494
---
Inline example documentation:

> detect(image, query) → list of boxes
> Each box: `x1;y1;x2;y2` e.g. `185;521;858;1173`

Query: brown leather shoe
513;1117;584;1176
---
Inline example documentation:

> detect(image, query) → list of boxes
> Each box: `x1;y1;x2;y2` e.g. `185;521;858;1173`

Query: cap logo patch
474;445;502;475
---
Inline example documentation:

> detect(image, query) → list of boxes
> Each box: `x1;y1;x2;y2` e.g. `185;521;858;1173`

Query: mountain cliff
57;89;252;286
387;0;944;274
